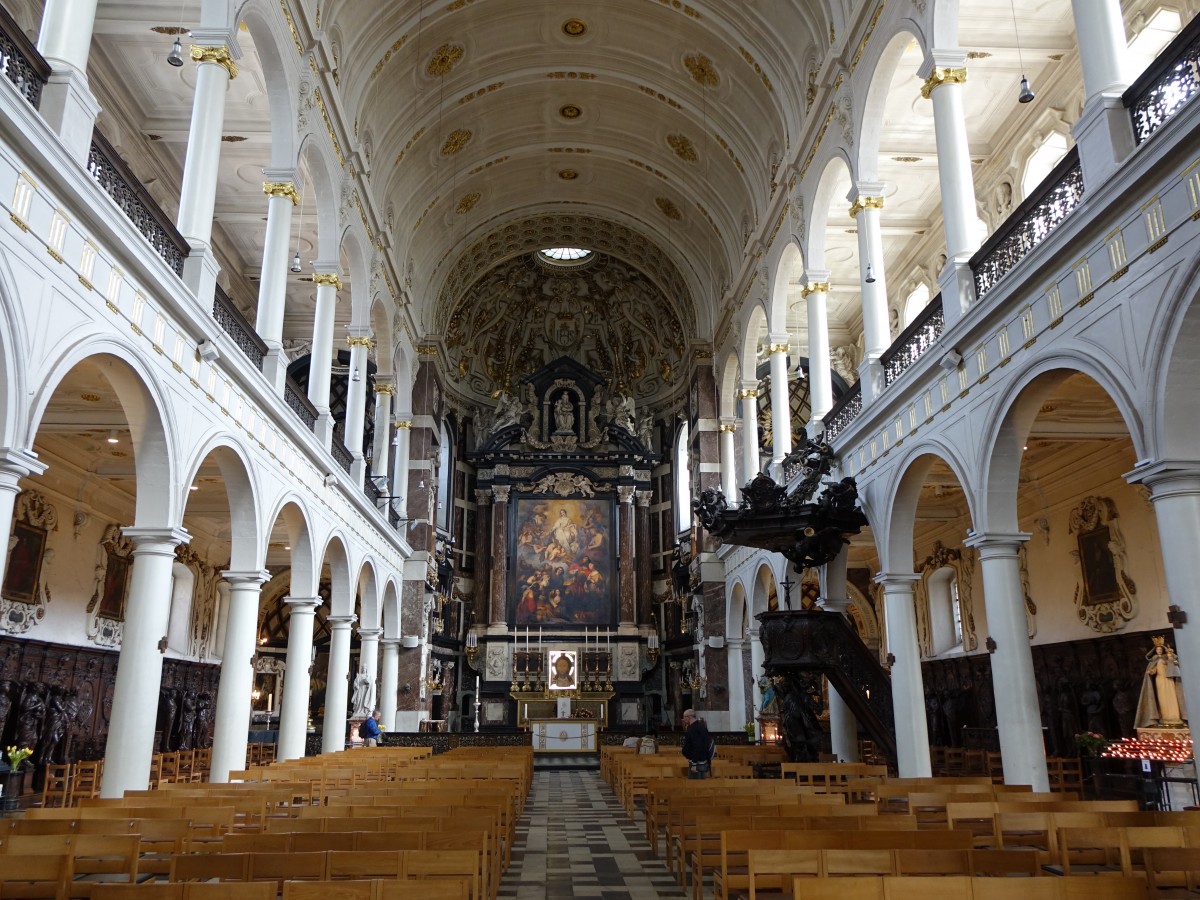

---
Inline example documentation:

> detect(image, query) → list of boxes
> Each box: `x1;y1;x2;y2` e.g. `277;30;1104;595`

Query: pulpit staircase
757;609;896;767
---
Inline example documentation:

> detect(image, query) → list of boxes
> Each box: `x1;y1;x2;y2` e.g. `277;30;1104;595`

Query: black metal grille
1126;14;1200;145
881;294;945;388
285;378;317;431
824;383;862;442
0;6;48;109
211;285;267;371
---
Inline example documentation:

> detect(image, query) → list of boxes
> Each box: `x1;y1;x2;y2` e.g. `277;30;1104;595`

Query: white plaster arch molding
237;0;303;171
295;131;346;263
356;556;383;631
843;580;881;653
769;242;805;337
1149;250;1200;461
727;579;749;639
263;496;319;599
180;436;264;573
381;579;401;640
718;350;742;420
319;533;355;617
0;248;25;446
26;346;177;529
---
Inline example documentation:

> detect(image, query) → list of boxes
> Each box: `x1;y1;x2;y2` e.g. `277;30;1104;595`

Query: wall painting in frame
511;497;614;626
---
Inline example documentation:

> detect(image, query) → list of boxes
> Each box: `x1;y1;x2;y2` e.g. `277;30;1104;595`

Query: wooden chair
821;848;895;877
0;852;75;900
969;848;1041;876
794;878;886;900
893;848;972;876
745;849;821;900
71;761;103;802
168;851;250;883
1142;846;1200;896
246;850;326;889
185;885;276;900
378;880;470;900
91;886;186;900
883;877;975;900
283;883;378;900
40;764;72;809
324;850;403;880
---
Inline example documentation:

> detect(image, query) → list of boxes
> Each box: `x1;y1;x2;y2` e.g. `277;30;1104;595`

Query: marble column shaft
379;639;400;731
176;50;234;248
879;574;932;777
321;615;356;754
277;596;320;761
618;486;636;626
210;569;269;783
489;487;510;627
739;385;761;481
767;336;792;465
635;491;652;625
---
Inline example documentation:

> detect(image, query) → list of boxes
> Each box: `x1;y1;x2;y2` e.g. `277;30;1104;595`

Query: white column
1129;464;1200;771
371;385;395;486
1069;0;1135;185
803;275;834;430
357;627;382;716
965;533;1047;789
307;269;341;447
176;45;236;248
277;596;320;762
766;335;792;471
257;176;298;391
726;636;747;730
850;190;891;405
322;614;356;753
391;420;412;520
739;384;761;482
920;52;979;326
0;449;47;588
878;573;932;777
822;547;860;762
101;527;190;798
343;334;372;475
34;0;102;164
209;570;269;783
719;421;739;498
748;627;765;695
1071;0;1128;101
379;639;400;731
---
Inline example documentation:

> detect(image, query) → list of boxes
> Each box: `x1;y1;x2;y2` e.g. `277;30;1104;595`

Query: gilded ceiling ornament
456;192;482;214
190;45;238;79
920;66;967;99
562;19;587;36
666;133;697;162
426;43;465;77
262;182;300;206
441;128;473;155
655;197;682;220
892;156;921;162
558;169;578;180
221;135;247;142
559;104;582;119
683;53;719;87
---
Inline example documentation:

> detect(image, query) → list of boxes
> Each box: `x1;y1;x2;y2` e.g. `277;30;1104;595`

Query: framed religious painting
98;548;132;619
2;519;47;604
510;496;616;627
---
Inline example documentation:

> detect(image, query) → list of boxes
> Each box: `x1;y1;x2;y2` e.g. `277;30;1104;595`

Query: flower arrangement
5;745;33;770
1074;731;1108;757
744;721;756;741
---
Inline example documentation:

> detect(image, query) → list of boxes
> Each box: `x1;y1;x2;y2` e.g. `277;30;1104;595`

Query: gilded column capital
766;342;789;354
373;384;396;395
920;66;967;99
394;419;413;429
190;45;238;79
801;282;830;298
848;195;884;218
736;388;759;400
311;272;342;290
719;423;738;434
262;181;300;205
346;335;374;349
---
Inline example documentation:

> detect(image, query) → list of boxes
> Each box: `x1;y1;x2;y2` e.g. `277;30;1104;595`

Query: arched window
927;567;963;655
676;423;692;533
1127;8;1182;80
902;284;931;327
1022;133;1070;199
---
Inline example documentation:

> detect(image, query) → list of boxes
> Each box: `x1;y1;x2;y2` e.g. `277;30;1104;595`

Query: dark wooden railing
331;431;353;473
86;129;189;276
212;285;267;371
823;382;861;442
284;377;318;431
1125;12;1200;145
0;5;49;108
970;147;1084;300
880;292;945;388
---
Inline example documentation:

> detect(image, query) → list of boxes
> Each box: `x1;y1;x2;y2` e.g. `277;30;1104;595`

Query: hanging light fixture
166;0;186;66
865;263;876;284
290;179;305;273
1010;0;1035;103
352;366;362;383
106;429;120;444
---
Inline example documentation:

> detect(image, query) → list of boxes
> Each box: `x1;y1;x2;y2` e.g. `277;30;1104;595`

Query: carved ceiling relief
444;253;687;404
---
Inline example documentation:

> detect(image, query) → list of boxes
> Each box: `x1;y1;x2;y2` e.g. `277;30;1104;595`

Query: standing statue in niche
177;691;198;750
1136;636;1188;727
16;682;47;750
553;393;575;435
0;680;14;745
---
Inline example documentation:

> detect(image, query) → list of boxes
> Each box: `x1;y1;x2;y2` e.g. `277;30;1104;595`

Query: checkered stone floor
498;771;690;900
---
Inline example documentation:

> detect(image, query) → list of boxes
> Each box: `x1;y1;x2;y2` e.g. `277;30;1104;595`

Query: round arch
878;441;977;573
180;436;263;572
264;495;318;597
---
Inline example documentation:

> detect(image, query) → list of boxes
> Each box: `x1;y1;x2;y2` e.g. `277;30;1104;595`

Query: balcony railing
823;382;861;442
87;129;189;276
212;285;267;371
1126;11;1200;145
970;147;1084;300
881;292;945;388
284;377;318;431
0;6;48;109
331;432;353;473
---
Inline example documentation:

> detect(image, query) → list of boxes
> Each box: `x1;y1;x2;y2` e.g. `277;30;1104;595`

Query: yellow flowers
5;745;33;769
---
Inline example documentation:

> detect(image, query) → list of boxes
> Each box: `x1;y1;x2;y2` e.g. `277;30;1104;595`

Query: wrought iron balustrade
363;471;383;505
823;382;861;442
0;5;48;108
1126;12;1200;145
970;147;1084;300
284;377;318;431
880;292;945;388
331;433;353;473
86;129;189;276
211;285;267;371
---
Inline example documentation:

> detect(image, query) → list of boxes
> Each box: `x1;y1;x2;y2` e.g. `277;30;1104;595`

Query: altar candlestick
475;675;480;694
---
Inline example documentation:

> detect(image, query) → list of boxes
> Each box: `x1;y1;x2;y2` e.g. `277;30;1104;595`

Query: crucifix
781;575;794;611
